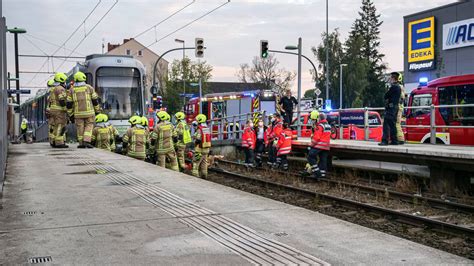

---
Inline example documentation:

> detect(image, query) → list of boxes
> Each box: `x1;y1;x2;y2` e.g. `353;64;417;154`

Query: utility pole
296;38;302;137
8;27;27;105
339;64;347;109
325;0;329;104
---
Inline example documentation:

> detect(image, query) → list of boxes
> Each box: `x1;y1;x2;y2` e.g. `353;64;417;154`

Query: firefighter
46;79;56;147
91;114;114;151
270;113;284;167
308;112;331;179
242;120;256;167
149;111;179;171
122;115;148;160
67;71;101;148
265;115;275;166
105;114;119;152
174;112;192;171
255;118;267;167
380;72;401;146
396;73;405;145
275;123;292;170
48;72;69;148
20;117;28;143
192;114;211;178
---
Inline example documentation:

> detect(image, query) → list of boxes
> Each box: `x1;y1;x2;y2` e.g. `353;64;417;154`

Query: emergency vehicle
406;74;474;145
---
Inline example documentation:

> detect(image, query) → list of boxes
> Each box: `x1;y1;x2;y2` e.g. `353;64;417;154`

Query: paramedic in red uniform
308;112;331;179
242;120;256;167
275;123;292;170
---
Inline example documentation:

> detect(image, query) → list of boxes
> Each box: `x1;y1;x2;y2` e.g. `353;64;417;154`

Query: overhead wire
25;33;85;56
134;0;231;56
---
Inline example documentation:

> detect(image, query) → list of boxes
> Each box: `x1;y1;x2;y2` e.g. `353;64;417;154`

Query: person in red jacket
242;120;256;167
265;119;274;166
308;112;331;179
275;123;292;170
254;118;267;167
269;113;284;167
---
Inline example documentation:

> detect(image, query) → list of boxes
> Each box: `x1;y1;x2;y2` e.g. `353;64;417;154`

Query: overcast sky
3;0;451;100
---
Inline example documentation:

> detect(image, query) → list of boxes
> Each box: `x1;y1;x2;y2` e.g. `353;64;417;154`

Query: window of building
138;50;143;56
126;49;131;55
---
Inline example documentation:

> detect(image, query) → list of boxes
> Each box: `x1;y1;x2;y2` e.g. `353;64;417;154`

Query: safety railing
207;103;474;145
1;16;7;189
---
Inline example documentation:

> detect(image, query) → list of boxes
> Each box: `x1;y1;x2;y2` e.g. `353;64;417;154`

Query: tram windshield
96;67;143;120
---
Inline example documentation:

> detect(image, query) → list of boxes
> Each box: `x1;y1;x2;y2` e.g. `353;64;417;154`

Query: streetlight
339;63;347;109
325;0;329;104
7;27;27;106
285;37;302;137
175;38;186;106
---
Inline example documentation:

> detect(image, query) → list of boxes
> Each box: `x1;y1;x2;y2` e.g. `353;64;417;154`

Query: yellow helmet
175;111;185;120
141;116;149;127
54;72;67;83
196;114;207;123
47;79;55;87
128;115;141;125
95;114;108;123
157;111;169;121
73;71;87;82
310;110;320;120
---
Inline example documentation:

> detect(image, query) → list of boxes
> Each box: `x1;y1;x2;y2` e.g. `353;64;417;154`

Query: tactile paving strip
80;160;329;265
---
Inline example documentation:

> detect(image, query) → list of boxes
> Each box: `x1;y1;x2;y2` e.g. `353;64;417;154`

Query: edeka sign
443;18;474;50
408;17;435;72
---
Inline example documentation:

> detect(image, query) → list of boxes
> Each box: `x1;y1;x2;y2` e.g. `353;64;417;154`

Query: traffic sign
315;89;321;96
7;89;31;94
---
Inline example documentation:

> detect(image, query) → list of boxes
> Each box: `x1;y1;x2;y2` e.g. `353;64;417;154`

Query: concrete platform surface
0;143;470;265
293;138;474;160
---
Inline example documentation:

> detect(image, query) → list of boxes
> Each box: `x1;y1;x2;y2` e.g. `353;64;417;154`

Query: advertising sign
408;17;435;71
443;18;474;50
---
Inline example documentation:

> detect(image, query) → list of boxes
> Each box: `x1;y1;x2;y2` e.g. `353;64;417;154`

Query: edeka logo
443;18;474;50
408;17;435;63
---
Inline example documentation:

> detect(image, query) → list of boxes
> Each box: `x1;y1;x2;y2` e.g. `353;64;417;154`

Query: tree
342;32;369;108
236;54;295;94
350;0;387;107
312;29;344;108
163;57;213;113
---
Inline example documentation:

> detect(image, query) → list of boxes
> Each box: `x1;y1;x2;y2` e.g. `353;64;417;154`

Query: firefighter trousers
157;150;179;171
267;143;276;165
244;148;254;165
307;148;329;177
76;116;94;144
192;151;209;178
396;104;404;142
255;139;265;166
51;111;67;145
176;144;186;171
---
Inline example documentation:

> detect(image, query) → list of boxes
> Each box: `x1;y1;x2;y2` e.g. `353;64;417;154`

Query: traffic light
195;38;204;58
260;40;269;59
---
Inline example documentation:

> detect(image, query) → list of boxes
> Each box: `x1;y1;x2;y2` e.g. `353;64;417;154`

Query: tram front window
96;67;142;120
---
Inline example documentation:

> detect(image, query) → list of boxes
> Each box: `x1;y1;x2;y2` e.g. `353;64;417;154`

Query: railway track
216;159;474;214
209;161;474;240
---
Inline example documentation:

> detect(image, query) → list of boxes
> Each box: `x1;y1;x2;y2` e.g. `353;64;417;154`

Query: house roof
107;38;168;63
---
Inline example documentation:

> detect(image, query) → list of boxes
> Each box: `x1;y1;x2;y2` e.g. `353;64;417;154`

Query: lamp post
325;0;329;103
7;27;27;106
285;37;302;137
175;39;186;106
339;63;347;109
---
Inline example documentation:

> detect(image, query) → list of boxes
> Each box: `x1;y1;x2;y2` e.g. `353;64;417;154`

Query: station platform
1;143;470;264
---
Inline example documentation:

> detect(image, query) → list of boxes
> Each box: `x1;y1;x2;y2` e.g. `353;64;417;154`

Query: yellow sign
408;17;435;63
253;98;260;110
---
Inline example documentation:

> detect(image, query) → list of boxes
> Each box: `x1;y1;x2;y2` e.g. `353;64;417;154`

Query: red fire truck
406;74;474;145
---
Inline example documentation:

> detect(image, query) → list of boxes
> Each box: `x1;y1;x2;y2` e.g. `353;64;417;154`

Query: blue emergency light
419;77;428;86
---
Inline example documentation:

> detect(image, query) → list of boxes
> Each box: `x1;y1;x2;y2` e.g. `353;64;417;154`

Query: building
403;0;474;92
106;38;168;102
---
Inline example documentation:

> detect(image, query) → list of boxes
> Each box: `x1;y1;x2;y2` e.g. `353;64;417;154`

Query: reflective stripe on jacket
242;126;256;149
49;85;67;112
123;126;148;159
67;83;100;118
150;121;176;153
92;123;113;150
276;129;292;156
194;124;211;152
311;120;331;150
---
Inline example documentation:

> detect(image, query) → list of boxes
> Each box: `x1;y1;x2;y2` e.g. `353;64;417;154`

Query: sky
3;0;452;101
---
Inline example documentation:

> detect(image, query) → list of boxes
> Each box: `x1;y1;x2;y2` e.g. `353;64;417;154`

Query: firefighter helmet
95;114;107;123
175;111;185;120
196;114;207;123
141;116;149;127
128;115;141;125
310;110;320;120
157;111;169;121
54;72;67;83
47;79;55;87
73;71;87;82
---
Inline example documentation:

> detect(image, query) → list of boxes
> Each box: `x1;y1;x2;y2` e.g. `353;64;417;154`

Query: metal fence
1;15;8;190
208;103;474;145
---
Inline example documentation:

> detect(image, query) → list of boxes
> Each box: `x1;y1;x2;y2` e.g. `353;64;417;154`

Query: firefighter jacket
66;82;101;118
107;123;119;152
194;123;211;153
311;119;331;150
150;121;176;154
265;125;273;145
271;121;283;140
92;122;113;150
174;120;192;147
48;84;67;112
276;128;292;156
123;125;148;159
242;126;256;149
21;119;27;130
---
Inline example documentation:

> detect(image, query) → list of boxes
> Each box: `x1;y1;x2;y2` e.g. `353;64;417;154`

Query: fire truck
406;74;474;145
